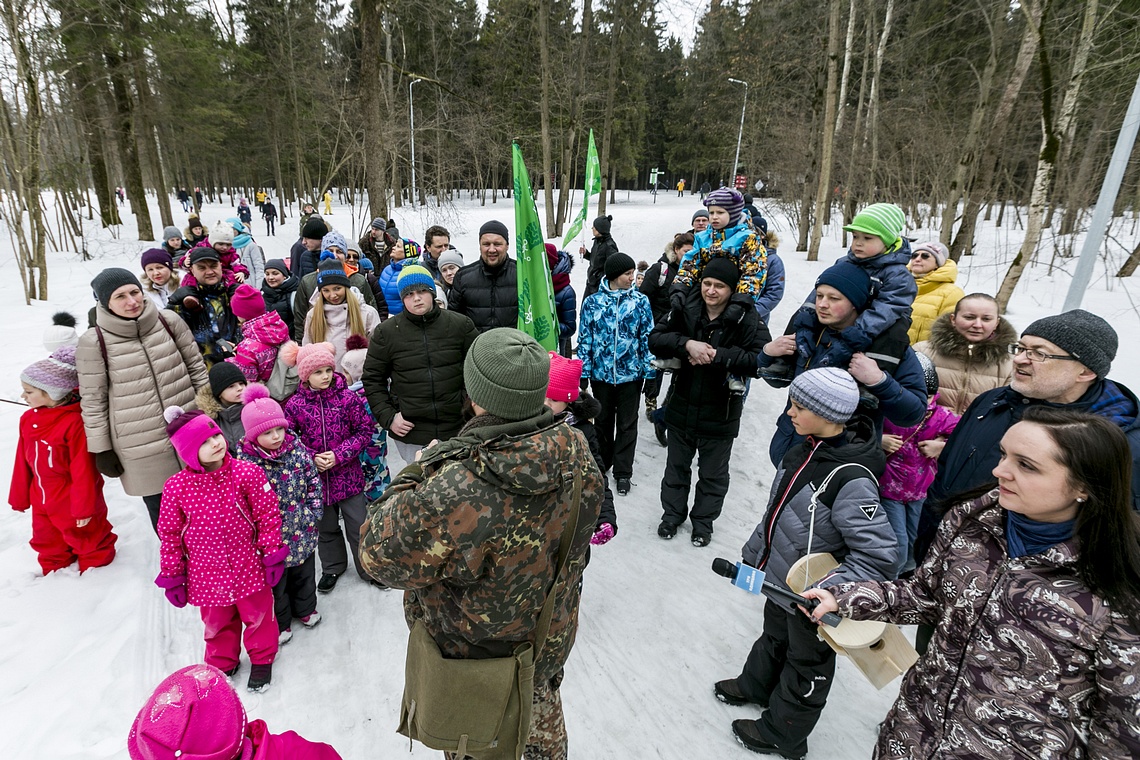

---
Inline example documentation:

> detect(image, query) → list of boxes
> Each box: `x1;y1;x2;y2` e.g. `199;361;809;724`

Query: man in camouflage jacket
360;328;602;760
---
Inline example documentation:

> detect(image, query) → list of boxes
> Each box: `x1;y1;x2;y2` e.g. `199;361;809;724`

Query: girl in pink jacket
129;664;342;760
156;406;287;694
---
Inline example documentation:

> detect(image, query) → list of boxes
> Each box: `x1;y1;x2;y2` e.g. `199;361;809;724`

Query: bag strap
530;467;583;660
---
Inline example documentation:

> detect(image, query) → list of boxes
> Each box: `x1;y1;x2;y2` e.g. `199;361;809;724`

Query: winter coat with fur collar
913;312;1016;415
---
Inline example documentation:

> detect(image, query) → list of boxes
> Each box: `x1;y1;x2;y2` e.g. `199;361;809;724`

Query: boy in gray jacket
714;367;897;759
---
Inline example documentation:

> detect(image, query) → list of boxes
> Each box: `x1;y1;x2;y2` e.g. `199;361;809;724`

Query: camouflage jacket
359;409;602;685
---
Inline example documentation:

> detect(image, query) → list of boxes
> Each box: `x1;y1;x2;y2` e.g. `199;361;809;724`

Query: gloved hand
263;546;290;587
669;287;687;314
722;302;746;324
95;450;125;478
155;574;187;608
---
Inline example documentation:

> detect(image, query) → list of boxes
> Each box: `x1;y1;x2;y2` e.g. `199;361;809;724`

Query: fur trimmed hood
927;311;1016;365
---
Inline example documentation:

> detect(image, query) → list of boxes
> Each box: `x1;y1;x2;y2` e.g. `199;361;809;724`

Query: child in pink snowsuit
880;355;958;575
9;345;117;574
226;283;296;384
156;406;287;693
128;664;343;760
178;222;250;288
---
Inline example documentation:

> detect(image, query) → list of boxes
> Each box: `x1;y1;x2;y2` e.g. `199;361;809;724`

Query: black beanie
604;252;636;282
209;361;246;399
92;268;143;309
264;259;288;275
701;258;741;291
302;217;328;240
593;215;612;236
479;220;510;243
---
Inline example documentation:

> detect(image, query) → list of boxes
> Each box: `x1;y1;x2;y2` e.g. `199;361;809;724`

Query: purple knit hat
704;188;745;226
164;406;223;470
127;664;249;760
21;345;79;401
141;248;174;271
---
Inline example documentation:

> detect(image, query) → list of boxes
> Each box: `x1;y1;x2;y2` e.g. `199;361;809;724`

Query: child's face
441;263;459;285
307;366;334;390
191;225;203;237
707;206;730;230
213;241;233;255
264;268;285;287
197;434;228;467
850;231;887;259
146;263;171;286
635;272;645;287
167;236;183;250
256;426;286;451
543;398;569;415
20;381;58;409
219;382;246;406
321;284;346;305
787;400;842;437
403;289;434;316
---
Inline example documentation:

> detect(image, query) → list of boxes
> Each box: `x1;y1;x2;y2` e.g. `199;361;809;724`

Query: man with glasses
913;308;1140;648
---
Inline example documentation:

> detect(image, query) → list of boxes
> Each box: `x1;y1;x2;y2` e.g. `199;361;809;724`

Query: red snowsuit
9;402;117;574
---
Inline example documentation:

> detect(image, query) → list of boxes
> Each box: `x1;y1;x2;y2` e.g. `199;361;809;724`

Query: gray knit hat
162;225;182;242
1022;309;1117;379
789;367;860;424
464;328;551;420
92;268;143;309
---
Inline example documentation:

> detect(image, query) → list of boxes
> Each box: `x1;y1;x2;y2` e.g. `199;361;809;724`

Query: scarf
1004;509;1075;559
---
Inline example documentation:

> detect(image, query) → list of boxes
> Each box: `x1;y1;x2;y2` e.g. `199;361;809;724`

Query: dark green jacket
359;411;602;685
361;305;479;445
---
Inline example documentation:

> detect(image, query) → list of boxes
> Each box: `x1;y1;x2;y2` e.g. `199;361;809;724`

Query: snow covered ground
2;190;1138;759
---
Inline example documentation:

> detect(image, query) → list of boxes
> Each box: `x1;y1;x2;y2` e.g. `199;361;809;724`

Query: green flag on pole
513;143;558;351
561;128;601;248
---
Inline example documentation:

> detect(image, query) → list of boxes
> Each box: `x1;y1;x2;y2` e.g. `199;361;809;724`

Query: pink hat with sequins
127;664;250;760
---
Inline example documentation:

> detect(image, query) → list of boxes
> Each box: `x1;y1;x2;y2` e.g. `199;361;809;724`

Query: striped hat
703;188;745;226
398;264;436;298
843;203;906;248
789;367;860;424
21;345;79;401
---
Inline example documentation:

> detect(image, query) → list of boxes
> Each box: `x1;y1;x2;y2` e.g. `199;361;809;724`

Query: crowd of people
9;188;1140;760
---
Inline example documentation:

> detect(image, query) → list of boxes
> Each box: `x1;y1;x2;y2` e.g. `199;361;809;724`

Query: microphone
711;558;842;627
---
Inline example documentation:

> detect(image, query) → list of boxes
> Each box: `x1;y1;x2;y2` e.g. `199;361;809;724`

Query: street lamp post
728;77;749;185
409;77;422;205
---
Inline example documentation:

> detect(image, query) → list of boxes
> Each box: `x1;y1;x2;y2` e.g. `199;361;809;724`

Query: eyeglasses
345;254;360;261
910;252;931;260
1007;343;1080;363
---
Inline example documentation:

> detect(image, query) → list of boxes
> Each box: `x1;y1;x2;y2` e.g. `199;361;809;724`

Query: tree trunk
865;0;895;196
808;0;844;261
104;46;153;240
537;0;556;235
833;0;858;135
597;3;623;217
359;0;389;219
996;0;1099;310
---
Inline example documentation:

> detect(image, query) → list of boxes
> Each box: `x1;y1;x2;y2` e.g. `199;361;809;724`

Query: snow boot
300;611;322;628
247;663;273;693
731;719;804;759
691;533;711;548
714;678;768;708
657;521;677;540
317;572;341;594
616;477;631;495
278;628;292;646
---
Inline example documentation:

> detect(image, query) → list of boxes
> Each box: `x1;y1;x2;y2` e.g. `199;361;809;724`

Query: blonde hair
308;287;367;345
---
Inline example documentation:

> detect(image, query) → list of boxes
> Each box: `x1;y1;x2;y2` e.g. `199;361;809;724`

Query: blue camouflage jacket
578;278;656;385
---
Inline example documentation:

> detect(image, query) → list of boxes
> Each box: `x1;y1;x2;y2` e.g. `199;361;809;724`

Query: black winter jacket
362;305;479;445
584;234;619;297
261;275;299;341
648;289;769;439
639;253;679;323
447;257;518;333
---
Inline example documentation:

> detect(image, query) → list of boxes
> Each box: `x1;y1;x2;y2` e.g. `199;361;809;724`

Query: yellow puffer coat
907;260;964;344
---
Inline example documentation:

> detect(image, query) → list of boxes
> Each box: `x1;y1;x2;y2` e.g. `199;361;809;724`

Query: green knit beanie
842;203;906;248
464;328;551;420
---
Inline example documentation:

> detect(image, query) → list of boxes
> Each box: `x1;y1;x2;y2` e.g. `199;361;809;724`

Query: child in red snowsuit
9;345;116;574
156;405;287;693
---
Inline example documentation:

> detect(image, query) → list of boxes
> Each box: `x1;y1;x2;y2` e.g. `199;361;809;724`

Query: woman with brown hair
804;406;1140;759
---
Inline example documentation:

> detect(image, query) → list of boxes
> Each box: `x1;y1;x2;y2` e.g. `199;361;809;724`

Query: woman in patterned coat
804;407;1140;759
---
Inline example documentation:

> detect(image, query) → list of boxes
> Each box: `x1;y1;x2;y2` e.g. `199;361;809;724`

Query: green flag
561;129;601;248
513;143;558;351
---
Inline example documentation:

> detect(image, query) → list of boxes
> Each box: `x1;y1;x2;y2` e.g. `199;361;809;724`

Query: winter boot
731;720;805;759
317;573;341;594
300;611;322;628
247;663;273;693
616;477;631;495
657;521;677;540
714;678;768;708
278;628;293;646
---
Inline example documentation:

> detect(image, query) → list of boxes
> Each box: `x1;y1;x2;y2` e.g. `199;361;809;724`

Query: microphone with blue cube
711;558;842;627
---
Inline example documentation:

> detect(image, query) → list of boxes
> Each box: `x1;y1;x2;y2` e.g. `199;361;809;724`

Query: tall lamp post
408;77;422;204
728;77;749;184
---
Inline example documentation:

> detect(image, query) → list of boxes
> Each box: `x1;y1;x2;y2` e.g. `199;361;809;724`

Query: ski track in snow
1;192;1136;758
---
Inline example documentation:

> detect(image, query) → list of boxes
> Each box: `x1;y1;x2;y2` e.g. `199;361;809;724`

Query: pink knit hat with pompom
546;351;582;403
239;383;289;441
286;342;337;384
164;406;223;470
127;664;248;760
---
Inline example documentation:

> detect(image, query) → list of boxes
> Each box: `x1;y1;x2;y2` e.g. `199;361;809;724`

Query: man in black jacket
363;264;479;465
447;220;518;333
580;215;618;299
648;258;770;546
166;247;241;368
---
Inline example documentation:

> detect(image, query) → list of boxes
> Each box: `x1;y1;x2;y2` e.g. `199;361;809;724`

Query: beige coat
77;300;209;496
913;312;1016;415
907;260;964;345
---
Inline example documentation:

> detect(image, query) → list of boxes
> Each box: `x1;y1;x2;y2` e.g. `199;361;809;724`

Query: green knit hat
464;328;551;420
842;203;906;248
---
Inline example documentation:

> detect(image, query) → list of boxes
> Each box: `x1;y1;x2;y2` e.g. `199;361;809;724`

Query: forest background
2;0;1140;309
